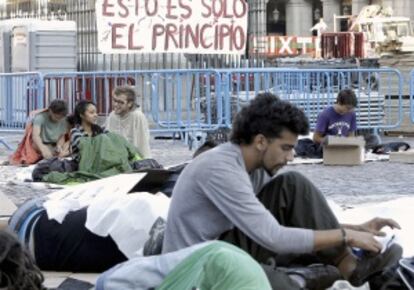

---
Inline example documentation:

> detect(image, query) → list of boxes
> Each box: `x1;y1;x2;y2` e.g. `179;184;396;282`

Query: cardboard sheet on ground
5;165;67;190
331;196;414;257
0;191;17;228
43;271;98;289
290;152;389;165
44;173;146;223
293;134;390;164
0;191;17;217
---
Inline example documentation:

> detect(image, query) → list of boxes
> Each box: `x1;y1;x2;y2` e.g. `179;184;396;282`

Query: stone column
286;0;313;36
321;0;341;32
352;0;369;16
391;0;411;18
410;0;414;23
248;0;268;54
257;0;268;51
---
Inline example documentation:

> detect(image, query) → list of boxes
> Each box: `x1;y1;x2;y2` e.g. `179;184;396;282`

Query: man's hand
358;218;401;237
346;229;383;253
41;148;53;159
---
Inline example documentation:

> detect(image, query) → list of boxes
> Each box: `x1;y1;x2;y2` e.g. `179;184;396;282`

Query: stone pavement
0;132;414;207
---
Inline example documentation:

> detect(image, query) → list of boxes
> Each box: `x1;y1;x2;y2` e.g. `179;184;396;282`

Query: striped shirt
70;125;107;162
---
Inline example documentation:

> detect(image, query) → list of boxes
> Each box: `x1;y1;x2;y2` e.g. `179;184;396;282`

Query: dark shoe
280;264;342;290
261;264;303;290
349;243;403;287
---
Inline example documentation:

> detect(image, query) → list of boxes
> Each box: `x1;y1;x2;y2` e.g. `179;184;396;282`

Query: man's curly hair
0;230;45;290
230;93;309;145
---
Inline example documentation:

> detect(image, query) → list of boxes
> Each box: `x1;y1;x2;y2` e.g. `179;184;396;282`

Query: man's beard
263;164;286;177
264;165;281;177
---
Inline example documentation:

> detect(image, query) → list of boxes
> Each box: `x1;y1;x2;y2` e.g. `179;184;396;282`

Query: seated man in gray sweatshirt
162;93;401;289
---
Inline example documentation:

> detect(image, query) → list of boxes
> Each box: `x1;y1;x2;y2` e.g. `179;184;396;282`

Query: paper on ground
331;196;414;257
0;191;17;216
44;173;146;223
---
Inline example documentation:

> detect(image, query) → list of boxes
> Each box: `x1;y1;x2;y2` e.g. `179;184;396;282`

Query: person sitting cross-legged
295;89;358;159
9;100;70;165
313;89;357;144
162;92;402;290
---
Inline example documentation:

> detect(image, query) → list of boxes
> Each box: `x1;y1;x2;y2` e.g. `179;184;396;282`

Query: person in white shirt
105;86;151;158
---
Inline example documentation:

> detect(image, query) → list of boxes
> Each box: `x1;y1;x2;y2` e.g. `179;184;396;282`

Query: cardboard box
389;151;414;163
323;136;365;165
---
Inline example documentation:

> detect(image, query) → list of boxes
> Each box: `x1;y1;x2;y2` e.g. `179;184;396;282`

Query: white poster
96;0;248;54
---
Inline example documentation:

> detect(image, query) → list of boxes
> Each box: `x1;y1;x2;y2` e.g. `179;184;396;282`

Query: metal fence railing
0;72;44;150
217;68;404;133
0;72;44;131
0;68;406;149
42;69;224;134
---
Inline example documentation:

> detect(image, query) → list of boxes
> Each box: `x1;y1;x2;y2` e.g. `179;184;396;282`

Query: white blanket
42;173;170;258
86;192;170;258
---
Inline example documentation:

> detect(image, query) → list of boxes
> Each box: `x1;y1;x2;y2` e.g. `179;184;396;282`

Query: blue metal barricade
217;68;404;133
0;67;404;150
0;72;44;131
0;72;44;150
42;69;224;134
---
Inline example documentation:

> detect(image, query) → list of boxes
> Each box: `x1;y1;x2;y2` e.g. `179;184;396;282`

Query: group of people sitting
9;85;151;166
8;86;153;183
1;91;407;290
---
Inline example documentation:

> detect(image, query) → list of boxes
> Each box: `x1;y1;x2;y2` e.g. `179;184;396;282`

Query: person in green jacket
68;100;107;163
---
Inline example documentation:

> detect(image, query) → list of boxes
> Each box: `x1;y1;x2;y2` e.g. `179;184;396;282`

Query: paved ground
1;132;414;207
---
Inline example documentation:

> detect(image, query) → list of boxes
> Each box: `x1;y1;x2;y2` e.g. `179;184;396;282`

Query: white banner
96;0;248;54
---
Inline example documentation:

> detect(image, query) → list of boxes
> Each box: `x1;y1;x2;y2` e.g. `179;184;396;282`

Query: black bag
294;139;323;159
372;142;411;154
397;257;414;289
143;217;166;256
32;157;78;182
131;158;163;171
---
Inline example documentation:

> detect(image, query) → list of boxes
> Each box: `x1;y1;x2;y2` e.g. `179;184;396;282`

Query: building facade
0;0;413;71
264;0;414;36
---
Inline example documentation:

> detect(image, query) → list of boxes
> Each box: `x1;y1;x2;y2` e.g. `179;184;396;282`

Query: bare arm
313;228;383;253
32;125;53;159
56;134;71;157
314;217;401;252
313;131;325;144
55;134;66;150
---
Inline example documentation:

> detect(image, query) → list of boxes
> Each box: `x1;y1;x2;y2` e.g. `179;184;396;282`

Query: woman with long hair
68;100;106;162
